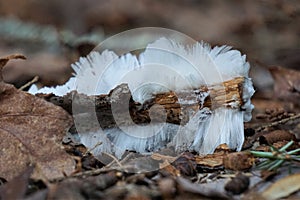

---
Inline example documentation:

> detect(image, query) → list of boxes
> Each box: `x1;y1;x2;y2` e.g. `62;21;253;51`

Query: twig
255;113;300;132
103;152;123;168
44;77;246;128
83;141;102;157
49;152;124;183
49;167;116;183
19;76;39;91
119;152;136;165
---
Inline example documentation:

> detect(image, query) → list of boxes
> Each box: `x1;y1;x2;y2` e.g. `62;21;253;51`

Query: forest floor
0;1;300;199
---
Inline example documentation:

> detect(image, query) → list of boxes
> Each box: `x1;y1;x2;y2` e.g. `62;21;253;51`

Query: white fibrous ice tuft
29;38;255;158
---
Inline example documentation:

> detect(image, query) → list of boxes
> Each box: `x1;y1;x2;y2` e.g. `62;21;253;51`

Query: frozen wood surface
38;77;245;129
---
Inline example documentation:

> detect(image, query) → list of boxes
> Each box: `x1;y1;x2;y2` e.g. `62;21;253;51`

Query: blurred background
0;0;299;94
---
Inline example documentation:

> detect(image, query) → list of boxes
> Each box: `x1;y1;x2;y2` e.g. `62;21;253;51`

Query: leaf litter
1;55;300;199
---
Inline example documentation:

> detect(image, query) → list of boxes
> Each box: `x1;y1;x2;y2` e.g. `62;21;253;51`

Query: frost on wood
30;38;255;158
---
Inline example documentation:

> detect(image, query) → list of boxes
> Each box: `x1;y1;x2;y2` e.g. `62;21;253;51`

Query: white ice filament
29;38;255;158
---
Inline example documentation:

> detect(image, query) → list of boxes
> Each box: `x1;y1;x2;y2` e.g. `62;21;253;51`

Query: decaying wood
37;77;245;129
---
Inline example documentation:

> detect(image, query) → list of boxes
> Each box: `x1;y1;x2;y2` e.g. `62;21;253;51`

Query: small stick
103;152;123;168
255;113;300;132
19;76;39;91
39;77;246;128
83;141;102;156
49;167;115;183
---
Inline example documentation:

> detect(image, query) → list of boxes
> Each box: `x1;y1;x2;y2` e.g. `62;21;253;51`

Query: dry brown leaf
269;66;300;106
195;151;226;168
262;173;300;200
259;130;296;145
223;152;255;171
0;55;74;181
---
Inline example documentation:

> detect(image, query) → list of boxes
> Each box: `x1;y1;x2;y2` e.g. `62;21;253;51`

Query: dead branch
37;77;246;129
